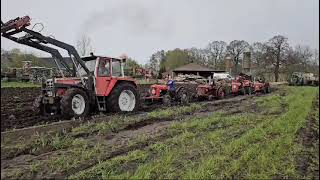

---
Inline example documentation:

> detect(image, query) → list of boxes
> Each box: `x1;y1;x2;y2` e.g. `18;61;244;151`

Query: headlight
151;88;156;95
47;91;53;96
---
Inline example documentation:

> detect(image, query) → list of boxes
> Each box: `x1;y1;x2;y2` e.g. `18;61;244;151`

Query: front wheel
107;83;139;112
60;88;90;118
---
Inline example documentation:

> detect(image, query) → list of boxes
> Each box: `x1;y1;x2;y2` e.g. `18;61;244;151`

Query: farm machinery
196;78;228;100
230;73;253;95
196;73;271;99
1;16;140;118
288;72;319;86
143;80;190;106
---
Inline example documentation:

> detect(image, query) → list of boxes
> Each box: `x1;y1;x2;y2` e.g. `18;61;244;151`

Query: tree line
2;34;318;82
145;35;319;82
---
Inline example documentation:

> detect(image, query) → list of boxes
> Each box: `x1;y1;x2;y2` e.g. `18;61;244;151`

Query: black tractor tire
107;83;140;112
239;87;246;95
245;87;253;95
216;87;225;99
177;87;189;105
262;87;267;94
163;94;172;106
266;86;271;93
33;95;44;115
60;88;90;118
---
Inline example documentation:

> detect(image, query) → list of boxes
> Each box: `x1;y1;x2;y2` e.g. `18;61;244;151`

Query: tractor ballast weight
2;16;140;118
143;80;189;106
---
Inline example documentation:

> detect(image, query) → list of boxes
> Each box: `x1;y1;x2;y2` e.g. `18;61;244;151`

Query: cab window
112;59;122;77
98;59;110;77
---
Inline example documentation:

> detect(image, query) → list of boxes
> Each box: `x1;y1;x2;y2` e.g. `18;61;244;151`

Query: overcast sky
1;0;319;64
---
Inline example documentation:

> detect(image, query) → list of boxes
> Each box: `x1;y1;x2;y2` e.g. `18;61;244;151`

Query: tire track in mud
295;94;319;179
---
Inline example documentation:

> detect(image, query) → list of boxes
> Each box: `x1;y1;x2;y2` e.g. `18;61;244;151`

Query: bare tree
76;34;93;56
186;47;208;66
251;42;268;68
294;45;313;68
206;41;227;68
266;35;289;82
226;40;250;74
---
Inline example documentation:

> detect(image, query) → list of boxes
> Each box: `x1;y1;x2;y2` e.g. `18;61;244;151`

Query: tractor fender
104;79;138;97
54;83;95;104
176;86;186;94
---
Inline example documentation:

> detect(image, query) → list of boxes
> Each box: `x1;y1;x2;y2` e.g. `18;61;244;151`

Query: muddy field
1;87;43;132
1;85;140;132
1;85;318;179
0;83;199;132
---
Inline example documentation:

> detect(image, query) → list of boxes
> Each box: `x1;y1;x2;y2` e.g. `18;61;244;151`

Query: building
163;63;225;78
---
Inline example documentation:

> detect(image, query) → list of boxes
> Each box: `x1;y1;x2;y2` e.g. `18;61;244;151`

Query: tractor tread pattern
107;82;140;112
60;88;90;118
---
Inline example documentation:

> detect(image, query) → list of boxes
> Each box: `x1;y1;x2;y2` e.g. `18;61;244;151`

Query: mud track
1;84;153;132
1;83;280;132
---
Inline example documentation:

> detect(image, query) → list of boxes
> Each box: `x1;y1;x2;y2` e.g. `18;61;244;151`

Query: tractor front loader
1;16;140;119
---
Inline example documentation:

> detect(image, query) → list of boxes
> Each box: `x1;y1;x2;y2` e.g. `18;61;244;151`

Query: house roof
173;63;223;72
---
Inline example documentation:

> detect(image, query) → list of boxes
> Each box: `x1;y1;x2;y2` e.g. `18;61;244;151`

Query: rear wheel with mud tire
33;95;44;115
177;87;189;105
60;88;90;118
216;87;225;99
245;87;253;95
239;87;246;95
266;86;271;93
162;94;172;106
107;82;139;112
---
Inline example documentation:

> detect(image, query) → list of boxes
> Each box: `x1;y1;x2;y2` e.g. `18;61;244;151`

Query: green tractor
289;72;319;86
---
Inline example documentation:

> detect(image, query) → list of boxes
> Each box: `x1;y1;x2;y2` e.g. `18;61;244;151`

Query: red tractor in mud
230;73;253;95
1;16;140;118
252;77;271;94
143;80;189;106
196;78;227;100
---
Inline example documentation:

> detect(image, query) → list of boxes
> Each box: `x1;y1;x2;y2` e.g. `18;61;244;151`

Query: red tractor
252;77;271;94
230;73;253;95
1;16;140;118
196;79;227;100
143;80;189;106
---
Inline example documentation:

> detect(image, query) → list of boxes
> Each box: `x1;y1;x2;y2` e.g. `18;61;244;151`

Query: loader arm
1;16;90;76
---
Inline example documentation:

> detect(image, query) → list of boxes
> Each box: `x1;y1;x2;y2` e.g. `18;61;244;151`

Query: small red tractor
230;73;253;95
143;80;189;106
1;16;140;118
196;78;227;100
252;77;271;94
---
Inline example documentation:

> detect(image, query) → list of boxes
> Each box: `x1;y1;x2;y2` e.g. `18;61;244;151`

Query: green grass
1;81;40;88
70;86;318;179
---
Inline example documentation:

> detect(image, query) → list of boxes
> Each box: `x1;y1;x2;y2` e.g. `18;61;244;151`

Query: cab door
95;58;112;96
